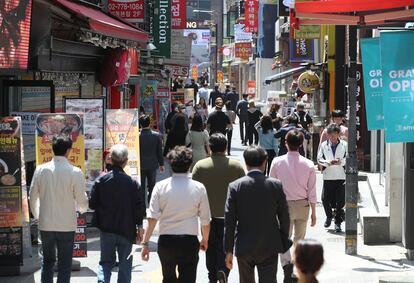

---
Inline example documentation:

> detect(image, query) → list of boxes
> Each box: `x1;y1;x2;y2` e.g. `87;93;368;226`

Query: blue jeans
98;231;133;283
40;230;75;283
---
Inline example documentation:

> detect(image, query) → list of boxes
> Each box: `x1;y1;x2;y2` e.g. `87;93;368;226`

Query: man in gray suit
224;146;291;283
139;115;164;206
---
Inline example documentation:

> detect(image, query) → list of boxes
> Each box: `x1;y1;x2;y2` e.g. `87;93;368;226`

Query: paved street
3;122;414;283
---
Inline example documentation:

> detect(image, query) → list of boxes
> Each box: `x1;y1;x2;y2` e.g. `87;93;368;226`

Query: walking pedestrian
225;87;239;112
164;113;188;156
275;116;311;156
294;240;324;283
170;104;189;132
319;109;348;144
236;94;249;145
192;133;245;282
196;97;209;125
268;103;283;130
254;115;278;175
30;136;88;283
139;115;165;206
247;100;263;145
292;102;313;158
224;101;236;155
269;129;317;282
164;103;178;134
89;144;145;283
185;79;199;104
198;83;210;104
206;97;231;136
317;123;347;232
141;146;211;283
224;146;291;283
186;114;210;167
209;85;223;107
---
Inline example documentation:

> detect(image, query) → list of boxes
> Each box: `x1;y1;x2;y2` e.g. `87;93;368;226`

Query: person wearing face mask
319;109;348;144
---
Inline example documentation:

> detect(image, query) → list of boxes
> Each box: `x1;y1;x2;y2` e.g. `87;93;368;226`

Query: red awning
295;0;414;14
56;0;148;43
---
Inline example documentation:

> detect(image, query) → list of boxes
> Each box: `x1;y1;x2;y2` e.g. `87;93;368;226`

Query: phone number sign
108;0;144;23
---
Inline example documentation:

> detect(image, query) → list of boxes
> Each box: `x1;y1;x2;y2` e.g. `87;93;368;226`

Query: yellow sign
217;71;224;83
294;25;321;39
298;71;320;93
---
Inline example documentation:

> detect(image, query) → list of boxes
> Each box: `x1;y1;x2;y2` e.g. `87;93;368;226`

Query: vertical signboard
289;39;315;62
245;0;259;33
171;0;186;29
360;38;384;130
0;117;23;266
380;31;414;143
140;81;157;127
156;89;171;134
108;0;145;23
154;0;171;58
247;80;256;96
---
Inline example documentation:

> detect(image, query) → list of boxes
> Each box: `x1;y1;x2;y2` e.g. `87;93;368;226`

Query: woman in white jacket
317;123;348;233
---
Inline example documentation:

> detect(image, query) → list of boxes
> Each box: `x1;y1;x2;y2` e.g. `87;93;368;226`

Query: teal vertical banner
360;38;384;130
380;31;414;143
154;0;171;58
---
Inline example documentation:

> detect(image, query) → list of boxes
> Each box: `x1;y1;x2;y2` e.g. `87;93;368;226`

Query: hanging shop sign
140;81;157;127
217;71;224;83
105;109;140;177
165;65;190;78
380;30;414;143
235;42;253;60
298;71;320;93
247;80;256;95
108;0;145;23
244;0;259;33
154;0;171;58
191;65;198;80
171;0;186;29
293;25;321;39
234;24;253;42
289;39;315;62
360;38;384;131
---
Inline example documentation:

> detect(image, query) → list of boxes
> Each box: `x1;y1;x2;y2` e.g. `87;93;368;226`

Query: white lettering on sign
159;0;170;44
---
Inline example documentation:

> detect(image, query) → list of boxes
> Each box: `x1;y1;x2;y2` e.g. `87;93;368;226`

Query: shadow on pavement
70;267;97;277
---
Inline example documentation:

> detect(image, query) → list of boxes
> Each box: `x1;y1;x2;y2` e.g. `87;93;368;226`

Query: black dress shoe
335;223;342;232
283;263;294;283
324;217;332;228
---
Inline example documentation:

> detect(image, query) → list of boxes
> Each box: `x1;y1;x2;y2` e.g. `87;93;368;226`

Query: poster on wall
105;109;140;179
141;81;157;127
10;112;39;162
0;117;24;265
289;39;315;62
64;98;105;194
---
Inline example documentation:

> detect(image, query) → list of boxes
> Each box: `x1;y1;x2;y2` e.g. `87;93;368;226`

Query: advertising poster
171;0;186;29
141;81;157;127
171;92;185;105
360;38;384;130
72;212;87;257
247;80;256;95
105;109;140;179
10;112;39;162
65;98;105;193
380;31;414;143
235;42;253;60
35;114;85;173
108;0;144;23
0;117;23;265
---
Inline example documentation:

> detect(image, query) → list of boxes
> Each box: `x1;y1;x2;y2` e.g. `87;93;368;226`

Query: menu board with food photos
0;117;23;265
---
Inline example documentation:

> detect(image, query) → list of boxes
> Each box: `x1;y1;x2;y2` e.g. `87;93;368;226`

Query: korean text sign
108;0;144;23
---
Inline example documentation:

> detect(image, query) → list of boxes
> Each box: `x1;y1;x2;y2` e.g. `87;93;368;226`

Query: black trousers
322;180;345;225
158;235;200;283
237;253;278;283
141;169;157;206
265;149;276;176
247;127;259;145
206;219;229;281
239;117;248;143
227;129;233;155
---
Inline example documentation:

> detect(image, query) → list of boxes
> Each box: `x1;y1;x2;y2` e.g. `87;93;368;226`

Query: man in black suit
139;115;164;206
224;146;291;283
236;94;249;145
209;85;223;107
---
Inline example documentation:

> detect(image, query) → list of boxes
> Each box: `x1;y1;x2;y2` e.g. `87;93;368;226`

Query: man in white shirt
198;83;210;104
30;136;88;283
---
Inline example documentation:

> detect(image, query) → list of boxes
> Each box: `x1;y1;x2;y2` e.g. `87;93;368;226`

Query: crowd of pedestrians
28;85;352;282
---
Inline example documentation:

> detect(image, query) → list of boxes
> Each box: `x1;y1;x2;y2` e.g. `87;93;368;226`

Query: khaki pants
280;199;310;266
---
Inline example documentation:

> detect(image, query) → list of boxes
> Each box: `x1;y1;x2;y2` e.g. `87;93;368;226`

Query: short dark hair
326;123;340;134
260;115;273;134
286;129;304;151
167;146;193;173
190;114;203;132
242;93;248;99
294;239;324;278
243;146;268;167
52;136;73;156
287;115;299;125
331;109;345;118
139;115;151;128
225;100;232;109
209;133;227;153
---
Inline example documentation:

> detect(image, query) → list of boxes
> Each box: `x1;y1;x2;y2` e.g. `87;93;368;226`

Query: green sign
154;0;171;58
294;25;321;39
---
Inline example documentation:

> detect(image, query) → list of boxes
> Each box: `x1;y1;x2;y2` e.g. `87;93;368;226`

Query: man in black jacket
209;85;223;107
224;146;290;283
139;115;164;205
236;94;249;145
89;144;144;283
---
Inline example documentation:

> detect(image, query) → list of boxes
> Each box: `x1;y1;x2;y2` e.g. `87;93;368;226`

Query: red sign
244;0;259;33
235;42;253;60
108;0;144;23
0;0;33;69
171;0;186;29
191;66;198;80
247;80;256;95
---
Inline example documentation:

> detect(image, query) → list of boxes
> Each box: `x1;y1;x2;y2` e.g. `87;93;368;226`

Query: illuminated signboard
0;0;33;69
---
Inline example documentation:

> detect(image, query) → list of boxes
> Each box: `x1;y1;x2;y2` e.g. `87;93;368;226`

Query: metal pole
345;25;358;255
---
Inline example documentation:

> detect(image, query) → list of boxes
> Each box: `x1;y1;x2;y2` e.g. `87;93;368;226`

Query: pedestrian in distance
139;115;165;206
164;103;178;134
192;133;245;283
186;114;210;168
30;136;88;283
268;103;283;131
236;94;249;145
317;123;347;232
141;146;211;283
269;129;317;282
170;104;189;132
224;146;291;283
294;240;324;283
198;83;210;104
275;115;311;157
89;144;145;283
225;87;239;112
254;115;278;175
292;102;313;158
164;112;188;156
206;97;231;136
319;109;348;144
196;97;209;125
209;85;223;107
247;100;263;145
224;100;236;155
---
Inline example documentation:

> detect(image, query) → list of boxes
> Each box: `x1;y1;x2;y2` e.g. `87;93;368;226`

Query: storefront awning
56;0;148;43
265;66;306;85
